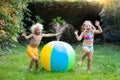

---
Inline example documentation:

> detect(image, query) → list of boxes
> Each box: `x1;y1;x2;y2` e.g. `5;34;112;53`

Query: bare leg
35;59;39;71
78;46;89;66
29;58;35;71
87;51;93;72
32;56;39;71
78;52;87;65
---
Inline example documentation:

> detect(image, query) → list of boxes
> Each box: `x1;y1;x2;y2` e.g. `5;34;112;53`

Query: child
22;23;60;71
74;20;102;72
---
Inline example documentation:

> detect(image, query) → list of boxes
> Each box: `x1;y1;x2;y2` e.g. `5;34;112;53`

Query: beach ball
40;41;75;72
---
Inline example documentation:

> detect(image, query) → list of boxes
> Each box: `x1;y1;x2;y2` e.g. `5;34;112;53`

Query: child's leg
35;59;39;71
78;46;89;65
81;52;88;61
32;55;39;71
29;58;35;71
78;52;87;65
87;51;93;72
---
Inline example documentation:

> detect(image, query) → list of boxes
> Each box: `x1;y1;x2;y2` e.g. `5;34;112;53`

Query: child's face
35;26;41;35
84;22;92;31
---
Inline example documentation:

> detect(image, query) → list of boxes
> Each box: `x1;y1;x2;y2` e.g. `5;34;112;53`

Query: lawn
0;43;120;80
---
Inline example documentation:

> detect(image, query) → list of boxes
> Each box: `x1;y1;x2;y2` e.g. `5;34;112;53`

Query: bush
52;17;66;27
0;0;29;54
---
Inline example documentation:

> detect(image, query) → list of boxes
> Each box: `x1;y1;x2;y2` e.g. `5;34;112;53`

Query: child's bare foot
78;61;82;66
29;69;33;72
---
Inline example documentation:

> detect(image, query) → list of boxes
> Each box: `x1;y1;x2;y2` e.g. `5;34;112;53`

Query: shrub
0;0;29;54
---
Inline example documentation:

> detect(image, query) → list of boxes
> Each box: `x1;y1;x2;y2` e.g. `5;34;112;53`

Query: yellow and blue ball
40;41;75;72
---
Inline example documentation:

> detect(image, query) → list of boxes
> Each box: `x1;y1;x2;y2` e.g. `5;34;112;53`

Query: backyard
0;43;120;80
0;0;120;80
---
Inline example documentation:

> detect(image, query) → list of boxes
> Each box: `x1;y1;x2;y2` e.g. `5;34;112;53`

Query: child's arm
94;21;103;34
42;32;61;37
74;30;84;41
22;33;33;39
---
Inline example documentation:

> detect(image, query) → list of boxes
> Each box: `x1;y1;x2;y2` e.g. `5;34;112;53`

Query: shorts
27;45;38;58
83;45;94;51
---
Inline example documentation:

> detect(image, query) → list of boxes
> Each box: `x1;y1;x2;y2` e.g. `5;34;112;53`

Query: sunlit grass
0;43;120;80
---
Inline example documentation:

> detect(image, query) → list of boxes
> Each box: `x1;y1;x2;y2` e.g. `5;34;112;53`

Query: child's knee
32;56;38;60
85;50;90;54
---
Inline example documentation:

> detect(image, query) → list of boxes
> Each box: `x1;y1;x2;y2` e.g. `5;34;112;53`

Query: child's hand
22;32;26;36
74;30;78;35
95;20;100;27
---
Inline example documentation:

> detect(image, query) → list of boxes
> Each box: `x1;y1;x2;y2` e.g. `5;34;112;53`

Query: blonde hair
31;23;44;33
81;20;95;32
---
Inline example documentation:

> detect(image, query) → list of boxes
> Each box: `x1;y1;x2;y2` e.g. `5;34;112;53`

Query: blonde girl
74;20;102;72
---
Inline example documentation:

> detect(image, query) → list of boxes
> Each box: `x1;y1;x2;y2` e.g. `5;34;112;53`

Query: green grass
0;43;120;80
